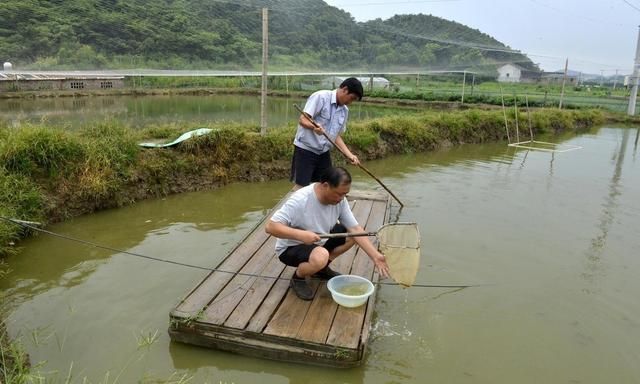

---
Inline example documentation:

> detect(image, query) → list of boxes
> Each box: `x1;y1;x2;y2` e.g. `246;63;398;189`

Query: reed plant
1;320;37;384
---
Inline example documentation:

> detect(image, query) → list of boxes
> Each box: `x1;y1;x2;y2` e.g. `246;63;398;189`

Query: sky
323;0;640;75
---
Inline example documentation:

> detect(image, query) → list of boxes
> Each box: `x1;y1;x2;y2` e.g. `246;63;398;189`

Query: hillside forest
0;0;536;73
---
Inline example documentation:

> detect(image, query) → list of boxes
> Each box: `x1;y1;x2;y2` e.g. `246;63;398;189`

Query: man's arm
348;225;389;278
299;113;325;135
265;220;320;245
298;93;325;135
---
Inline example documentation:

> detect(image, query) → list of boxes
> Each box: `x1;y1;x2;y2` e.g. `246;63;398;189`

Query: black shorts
279;224;346;267
290;146;332;187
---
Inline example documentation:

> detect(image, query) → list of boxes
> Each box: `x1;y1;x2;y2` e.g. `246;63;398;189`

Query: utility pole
628;25;640;116
600;70;604;87
613;69;618;91
260;7;269;135
461;70;466;104
559;58;568;109
471;73;475;96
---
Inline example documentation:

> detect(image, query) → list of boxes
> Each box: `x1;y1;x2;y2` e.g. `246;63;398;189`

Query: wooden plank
224;251;287;329
329;199;373;275
262;279;321;338
324;249;371;349
347;190;389;202
352;200;388;279
169;324;361;368
326;199;388;349
172;228;269;317
295;283;335;343
245;267;294;333
361;199;391;347
202;236;277;325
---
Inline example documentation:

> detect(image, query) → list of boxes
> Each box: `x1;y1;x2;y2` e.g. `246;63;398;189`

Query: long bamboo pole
294;104;404;207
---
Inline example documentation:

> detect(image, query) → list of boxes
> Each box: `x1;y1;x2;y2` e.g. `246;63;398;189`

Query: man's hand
298;230;321;245
349;154;360;165
372;251;390;278
313;124;326;136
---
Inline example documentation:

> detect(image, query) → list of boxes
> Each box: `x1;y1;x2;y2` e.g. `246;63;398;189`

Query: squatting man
266;166;389;300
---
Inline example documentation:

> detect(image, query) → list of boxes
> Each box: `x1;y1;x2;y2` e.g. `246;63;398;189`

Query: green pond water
0;94;409;129
1;126;639;383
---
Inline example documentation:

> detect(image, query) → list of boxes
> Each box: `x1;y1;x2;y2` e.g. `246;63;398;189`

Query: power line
362;23;525;54
0;217;478;289
621;0;640;13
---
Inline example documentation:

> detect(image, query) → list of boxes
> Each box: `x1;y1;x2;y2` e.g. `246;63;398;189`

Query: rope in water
0;216;479;289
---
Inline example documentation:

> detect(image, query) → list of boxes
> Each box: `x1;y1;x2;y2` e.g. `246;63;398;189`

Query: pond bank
0;107;611;258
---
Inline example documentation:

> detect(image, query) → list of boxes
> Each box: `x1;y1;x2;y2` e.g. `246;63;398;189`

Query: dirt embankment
0;107;611;256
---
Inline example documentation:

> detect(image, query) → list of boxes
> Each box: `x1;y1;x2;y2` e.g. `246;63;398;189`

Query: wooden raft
169;189;391;367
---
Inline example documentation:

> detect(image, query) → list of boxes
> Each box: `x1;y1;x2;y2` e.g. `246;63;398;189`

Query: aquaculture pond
1;126;639;383
0;94;408;130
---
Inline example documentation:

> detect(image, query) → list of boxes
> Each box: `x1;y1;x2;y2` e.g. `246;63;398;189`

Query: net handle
319;232;375;239
318;222;418;239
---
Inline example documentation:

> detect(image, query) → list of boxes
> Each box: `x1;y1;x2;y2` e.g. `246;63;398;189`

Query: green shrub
0;170;44;257
343;127;380;154
0;127;85;177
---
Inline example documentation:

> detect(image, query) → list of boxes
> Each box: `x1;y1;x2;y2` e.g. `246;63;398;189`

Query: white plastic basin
327;275;374;308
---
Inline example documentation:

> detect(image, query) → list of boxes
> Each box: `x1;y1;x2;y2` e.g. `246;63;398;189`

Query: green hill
0;0;536;73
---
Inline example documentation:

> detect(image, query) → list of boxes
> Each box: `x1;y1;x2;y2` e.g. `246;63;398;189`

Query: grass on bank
0;107;608;260
1;315;38;384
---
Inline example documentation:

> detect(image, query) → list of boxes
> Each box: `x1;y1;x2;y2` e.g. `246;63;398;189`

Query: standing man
291;77;363;190
266;167;389;300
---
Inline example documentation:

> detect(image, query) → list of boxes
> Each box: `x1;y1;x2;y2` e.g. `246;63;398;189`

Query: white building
497;63;524;83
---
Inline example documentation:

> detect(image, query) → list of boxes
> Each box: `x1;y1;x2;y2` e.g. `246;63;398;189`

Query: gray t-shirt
293;89;349;155
270;184;358;255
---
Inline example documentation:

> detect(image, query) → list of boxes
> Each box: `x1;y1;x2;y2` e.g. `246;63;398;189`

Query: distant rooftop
0;72;124;81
